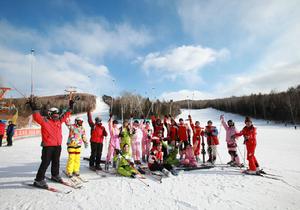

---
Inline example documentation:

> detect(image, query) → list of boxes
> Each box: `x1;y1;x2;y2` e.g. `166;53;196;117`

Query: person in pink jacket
141;120;152;163
220;115;241;167
130;119;143;165
180;144;197;167
106;114;120;168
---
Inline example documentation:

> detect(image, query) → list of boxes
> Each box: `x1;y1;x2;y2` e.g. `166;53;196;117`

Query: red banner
3;128;41;140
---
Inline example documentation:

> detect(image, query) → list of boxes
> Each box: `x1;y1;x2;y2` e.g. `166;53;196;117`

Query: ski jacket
6;124;16;136
130;120;143;143
148;149;163;168
119;127;132;148
178;123;189;142
142;124;152;142
66;123;87;147
221;119;238;148
118;151;134;168
0;122;5;135
151;115;165;137
189;118;204;142
235;125;257;146
168;124;178;141
87;112;107;143
108;119;120;147
204;126;219;145
33;110;71;147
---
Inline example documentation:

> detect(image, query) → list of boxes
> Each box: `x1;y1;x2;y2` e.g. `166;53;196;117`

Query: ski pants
0;135;3;146
66;146;81;174
207;145;217;162
117;165;136;177
6;135;13;146
132;140;141;161
228;150;241;164
193;137;201;156
106;140;120;162
246;143;259;171
142;137;151;159
36;146;61;181
89;142;103;167
149;162;173;172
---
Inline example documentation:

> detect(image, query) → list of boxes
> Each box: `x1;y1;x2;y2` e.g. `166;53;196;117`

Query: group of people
0;120;16;147
27;96;260;188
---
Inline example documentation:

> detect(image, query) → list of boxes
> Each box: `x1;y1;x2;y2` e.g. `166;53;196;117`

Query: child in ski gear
204;120;219;164
220;115;241;167
0;120;6;147
235;117;259;174
148;142;174;176
65;117;88;177
119;120;132;154
178;118;190;159
151;115;165;137
106;114;120;165
131;119;143;164
165;141;180;166
141;120;152;162
117;144;137;178
151;130;169;160
28;98;73;188
165;115;178;145
87;111;108;170
180;144;197;167
188;115;204;161
6;121;16;146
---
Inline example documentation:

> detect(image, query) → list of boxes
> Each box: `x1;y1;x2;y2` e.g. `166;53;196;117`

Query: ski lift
0;87;18;123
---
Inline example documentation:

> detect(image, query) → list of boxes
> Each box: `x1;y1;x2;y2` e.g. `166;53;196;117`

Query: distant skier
106;114;120;167
28;98;74;188
0;120;6;147
234;116;260;174
220;115;242;167
204;120;219;164
6;120;16;146
65;117;88;177
188;115;204;162
87;111;108;170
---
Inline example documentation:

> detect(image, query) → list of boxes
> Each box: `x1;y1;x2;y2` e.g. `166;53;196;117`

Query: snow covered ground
1;98;300;210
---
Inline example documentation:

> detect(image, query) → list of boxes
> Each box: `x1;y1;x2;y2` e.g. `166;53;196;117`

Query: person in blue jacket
6;121;16;146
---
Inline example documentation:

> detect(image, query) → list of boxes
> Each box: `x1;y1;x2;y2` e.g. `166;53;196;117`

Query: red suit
189;119;204;156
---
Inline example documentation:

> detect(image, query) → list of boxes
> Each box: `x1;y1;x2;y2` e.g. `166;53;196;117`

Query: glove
27;97;38;111
69;99;75;110
188;115;191;119
109;113;113;118
243;136;249;144
84;142;88;148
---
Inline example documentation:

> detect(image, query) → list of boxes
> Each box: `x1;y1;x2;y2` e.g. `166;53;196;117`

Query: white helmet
48;107;60;120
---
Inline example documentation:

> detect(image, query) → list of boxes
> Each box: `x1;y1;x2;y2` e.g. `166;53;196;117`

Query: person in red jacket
235;116;260;174
164;115;178;145
178;118;190;159
204;120;219;164
0;120;6;147
188;115;204;162
151;115;165;138
87;111;108;170
28;98;73;188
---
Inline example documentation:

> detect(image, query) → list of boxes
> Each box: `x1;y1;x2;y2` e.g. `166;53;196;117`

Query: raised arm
87;111;94;127
220;115;229;130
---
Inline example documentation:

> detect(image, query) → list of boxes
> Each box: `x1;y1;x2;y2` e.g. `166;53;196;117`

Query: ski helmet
95;116;102;124
227;120;234;127
75;117;83;126
48;107;60;120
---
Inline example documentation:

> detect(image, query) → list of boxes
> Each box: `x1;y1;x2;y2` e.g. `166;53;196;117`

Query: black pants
89;142;103;167
6;135;13;146
36;146;61;181
149;162;173;172
0;135;3;146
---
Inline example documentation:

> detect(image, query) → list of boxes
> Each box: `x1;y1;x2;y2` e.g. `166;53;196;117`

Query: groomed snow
0;98;300;210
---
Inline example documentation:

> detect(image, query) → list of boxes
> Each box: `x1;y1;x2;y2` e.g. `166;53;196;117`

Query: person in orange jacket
204;120;219;164
234;116;260;174
188;115;204;162
28;98;73;188
87;111;108;170
151;115;165;138
178;118;190;159
164;115;178;145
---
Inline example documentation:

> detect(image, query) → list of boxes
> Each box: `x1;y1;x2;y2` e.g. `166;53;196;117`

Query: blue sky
0;0;300;100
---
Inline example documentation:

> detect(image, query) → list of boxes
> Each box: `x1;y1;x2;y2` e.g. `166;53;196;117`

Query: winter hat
245;116;252;123
207;120;212;124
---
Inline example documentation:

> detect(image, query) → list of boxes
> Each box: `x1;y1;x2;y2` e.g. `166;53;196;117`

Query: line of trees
103;92;181;120
176;85;300;124
3;93;96;128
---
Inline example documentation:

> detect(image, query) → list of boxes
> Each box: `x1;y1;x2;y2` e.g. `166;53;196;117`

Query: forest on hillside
176;85;300;124
103;92;181;120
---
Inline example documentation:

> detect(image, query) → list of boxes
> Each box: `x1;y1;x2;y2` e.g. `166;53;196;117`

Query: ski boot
162;168;170;177
51;175;63;183
227;160;234;165
95;165;102;171
33;179;48;189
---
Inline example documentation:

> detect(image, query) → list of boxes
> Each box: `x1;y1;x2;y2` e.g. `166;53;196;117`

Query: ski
25;183;72;194
87;166;107;177
45;176;82;189
241;171;282;181
83;157;106;163
175;165;214;171
62;170;88;184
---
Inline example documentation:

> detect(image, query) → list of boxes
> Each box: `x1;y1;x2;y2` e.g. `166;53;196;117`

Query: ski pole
136;176;150;187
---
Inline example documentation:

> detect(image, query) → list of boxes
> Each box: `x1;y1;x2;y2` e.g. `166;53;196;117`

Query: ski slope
0;98;300;210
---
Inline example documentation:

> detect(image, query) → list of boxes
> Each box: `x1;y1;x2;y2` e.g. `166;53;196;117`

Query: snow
1;99;300;210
